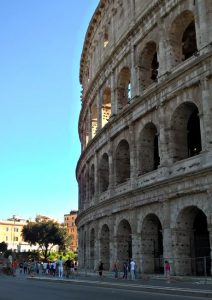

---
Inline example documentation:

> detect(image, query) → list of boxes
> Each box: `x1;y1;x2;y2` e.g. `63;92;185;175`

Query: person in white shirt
57;256;64;278
130;258;135;280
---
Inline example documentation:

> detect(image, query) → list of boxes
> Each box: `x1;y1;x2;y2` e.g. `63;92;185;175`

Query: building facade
0;216;28;251
64;210;78;252
76;0;212;275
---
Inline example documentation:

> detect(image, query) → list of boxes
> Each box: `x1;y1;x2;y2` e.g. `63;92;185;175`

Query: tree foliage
0;241;7;253
22;220;70;260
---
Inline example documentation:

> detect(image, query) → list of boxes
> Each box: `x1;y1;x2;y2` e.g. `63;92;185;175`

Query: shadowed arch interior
115;140;130;184
100;224;110;270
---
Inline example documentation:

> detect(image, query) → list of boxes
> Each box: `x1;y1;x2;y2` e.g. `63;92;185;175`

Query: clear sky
0;0;99;221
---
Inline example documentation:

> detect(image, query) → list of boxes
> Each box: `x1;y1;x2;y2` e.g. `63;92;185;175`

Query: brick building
64;211;78;252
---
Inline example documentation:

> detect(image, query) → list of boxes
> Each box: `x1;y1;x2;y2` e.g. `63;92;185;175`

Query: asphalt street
0;275;211;300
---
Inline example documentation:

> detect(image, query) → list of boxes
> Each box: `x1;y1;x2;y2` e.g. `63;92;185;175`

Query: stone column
130;44;138;99
94;224;100;271
110;229;118;271
157;20;169;80
131;232;142;273
88;106;92;142
94;153;99;204
195;0;212;54
158;105;171;167
200;78;212;152
97;89;102;131
108;145;115;196
128;124;137;188
162;202;175;274
111;70;118;116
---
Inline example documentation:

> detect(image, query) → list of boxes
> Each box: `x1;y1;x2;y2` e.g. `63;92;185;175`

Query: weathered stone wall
76;0;212;276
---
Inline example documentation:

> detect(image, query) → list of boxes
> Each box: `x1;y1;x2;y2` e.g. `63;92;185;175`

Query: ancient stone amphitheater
76;0;212;276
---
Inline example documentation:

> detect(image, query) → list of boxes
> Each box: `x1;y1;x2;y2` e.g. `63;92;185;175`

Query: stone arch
89;164;95;198
90;228;95;270
117;67;131;111
91;101;98;138
141;214;163;273
100;224;110;270
173;206;210;276
139;122;160;175
139;41;159;89
170;101;202;163
169;10;197;66
102;87;111;127
99;153;109;193
117;219;132;266
115;139;130;184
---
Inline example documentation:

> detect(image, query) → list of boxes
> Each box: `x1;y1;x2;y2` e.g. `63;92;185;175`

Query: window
104;31;109;48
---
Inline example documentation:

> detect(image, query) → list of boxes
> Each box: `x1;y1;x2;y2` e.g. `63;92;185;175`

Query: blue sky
0;0;99;221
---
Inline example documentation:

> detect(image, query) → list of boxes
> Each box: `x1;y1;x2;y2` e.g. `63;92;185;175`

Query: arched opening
139;42;158;89
169;11;197;66
91;101;98;139
89;164;95;198
90;229;95;270
117;220;132;266
173;206;210;276
115;140;130;184
102;88;111;127
100;224;110;270
171;102;202;162
99;153;109;193
117;67;131;110
141;214;163;273
182;20;197;61
139;123;160;175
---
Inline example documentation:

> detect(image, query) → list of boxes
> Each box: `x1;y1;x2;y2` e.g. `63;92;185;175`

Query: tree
0;241;7;253
22;220;70;260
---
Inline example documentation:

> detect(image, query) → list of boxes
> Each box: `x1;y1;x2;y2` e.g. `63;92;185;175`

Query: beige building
76;0;212;276
64;211;78;252
0;216;27;251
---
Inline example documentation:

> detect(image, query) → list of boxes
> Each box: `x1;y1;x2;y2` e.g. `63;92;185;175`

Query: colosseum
76;0;212;276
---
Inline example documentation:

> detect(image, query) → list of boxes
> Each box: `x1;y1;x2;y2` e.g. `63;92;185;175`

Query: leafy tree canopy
22;220;70;260
0;241;7;253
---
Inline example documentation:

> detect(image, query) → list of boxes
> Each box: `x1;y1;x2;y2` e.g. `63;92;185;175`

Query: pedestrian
98;261;103;278
130;258;135;280
123;261;128;279
164;260;171;283
12;259;17;276
19;261;23;274
65;257;72;278
113;261;119;279
57;256;64;278
23;261;28;274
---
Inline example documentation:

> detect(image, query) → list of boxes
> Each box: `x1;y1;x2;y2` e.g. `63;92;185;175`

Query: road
0;276;209;300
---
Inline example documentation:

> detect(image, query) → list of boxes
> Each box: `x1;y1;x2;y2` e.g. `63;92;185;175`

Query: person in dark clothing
98;261;103;277
65;257;72;278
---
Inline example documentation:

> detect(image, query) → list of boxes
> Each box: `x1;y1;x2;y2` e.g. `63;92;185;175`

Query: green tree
0;241;7;253
22;220;70;260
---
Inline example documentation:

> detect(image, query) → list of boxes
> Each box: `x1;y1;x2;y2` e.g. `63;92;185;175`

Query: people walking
98;261;103;278
57;256;64;278
113;261;119;279
164;260;171;283
123;261;128;279
130;258;135;280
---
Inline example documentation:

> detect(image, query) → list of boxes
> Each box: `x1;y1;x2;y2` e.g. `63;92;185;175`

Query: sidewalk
28;271;212;298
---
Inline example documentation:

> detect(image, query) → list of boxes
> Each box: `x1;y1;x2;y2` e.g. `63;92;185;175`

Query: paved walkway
27;272;212;298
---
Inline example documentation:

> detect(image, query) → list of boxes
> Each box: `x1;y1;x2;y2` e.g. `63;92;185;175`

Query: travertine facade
76;0;212;275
